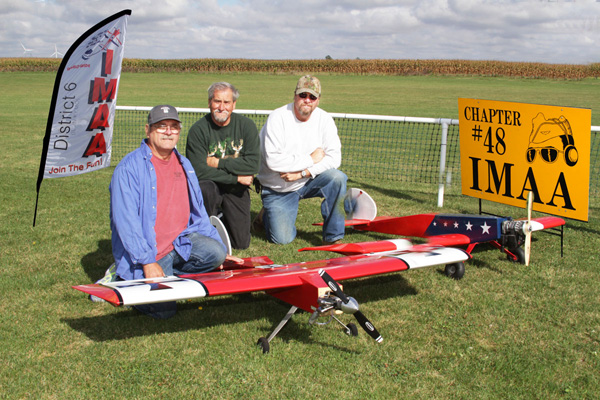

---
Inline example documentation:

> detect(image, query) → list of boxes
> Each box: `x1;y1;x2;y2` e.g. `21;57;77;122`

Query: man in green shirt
186;82;260;249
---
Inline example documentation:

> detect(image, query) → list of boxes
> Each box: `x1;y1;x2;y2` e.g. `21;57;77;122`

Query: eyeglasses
298;92;318;101
154;124;181;134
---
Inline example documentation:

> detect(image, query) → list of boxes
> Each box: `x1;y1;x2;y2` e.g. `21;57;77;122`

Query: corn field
2;57;600;79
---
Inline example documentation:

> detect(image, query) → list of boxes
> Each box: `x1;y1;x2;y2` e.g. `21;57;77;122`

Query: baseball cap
295;75;321;97
147;105;181;125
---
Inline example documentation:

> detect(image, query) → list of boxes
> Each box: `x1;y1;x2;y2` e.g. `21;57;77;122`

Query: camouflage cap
295;75;321;97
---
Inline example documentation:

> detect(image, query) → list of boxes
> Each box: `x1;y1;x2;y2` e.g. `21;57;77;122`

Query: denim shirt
110;140;224;280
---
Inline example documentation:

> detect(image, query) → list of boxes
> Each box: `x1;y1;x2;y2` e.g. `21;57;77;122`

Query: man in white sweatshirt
257;75;348;245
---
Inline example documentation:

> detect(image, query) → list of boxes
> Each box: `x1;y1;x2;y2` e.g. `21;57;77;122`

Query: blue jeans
134;232;227;319
261;169;348;244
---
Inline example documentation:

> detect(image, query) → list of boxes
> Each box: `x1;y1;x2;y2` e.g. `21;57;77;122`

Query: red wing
73;248;469;307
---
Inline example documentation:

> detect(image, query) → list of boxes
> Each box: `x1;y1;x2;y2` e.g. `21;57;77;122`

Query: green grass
1;71;599;399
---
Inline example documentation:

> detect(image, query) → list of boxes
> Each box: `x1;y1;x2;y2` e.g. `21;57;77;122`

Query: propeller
524;191;533;266
318;269;383;343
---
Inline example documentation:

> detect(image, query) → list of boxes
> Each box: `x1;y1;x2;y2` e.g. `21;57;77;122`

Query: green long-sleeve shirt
186;113;260;192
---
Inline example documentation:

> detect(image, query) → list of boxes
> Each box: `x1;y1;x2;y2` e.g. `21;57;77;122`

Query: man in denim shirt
110;104;241;318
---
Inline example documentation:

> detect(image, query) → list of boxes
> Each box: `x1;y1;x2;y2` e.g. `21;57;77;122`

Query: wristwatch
301;170;307;178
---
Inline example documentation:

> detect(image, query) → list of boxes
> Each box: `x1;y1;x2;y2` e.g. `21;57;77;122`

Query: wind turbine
50;44;64;58
20;42;33;56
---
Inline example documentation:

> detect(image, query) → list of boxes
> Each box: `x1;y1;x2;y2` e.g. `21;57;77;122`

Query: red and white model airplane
73;189;564;353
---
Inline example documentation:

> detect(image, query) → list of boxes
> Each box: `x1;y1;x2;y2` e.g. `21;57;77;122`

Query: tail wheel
445;262;465;280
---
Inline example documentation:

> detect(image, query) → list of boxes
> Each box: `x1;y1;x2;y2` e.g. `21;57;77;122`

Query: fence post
437;119;451;208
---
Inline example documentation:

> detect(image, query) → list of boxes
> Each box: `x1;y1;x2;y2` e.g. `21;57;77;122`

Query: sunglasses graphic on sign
526;113;578;167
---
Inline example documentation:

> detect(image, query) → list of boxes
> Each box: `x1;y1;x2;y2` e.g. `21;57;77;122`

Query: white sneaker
96;263;117;284
89;263;117;303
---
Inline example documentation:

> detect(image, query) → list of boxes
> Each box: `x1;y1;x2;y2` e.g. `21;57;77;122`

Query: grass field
1;71;599;399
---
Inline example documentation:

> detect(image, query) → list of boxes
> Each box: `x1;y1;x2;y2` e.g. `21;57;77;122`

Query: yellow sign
458;98;591;221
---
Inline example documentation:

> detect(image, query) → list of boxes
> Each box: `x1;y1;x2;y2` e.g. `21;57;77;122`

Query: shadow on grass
63;272;419;351
81;239;113;282
347;178;417;203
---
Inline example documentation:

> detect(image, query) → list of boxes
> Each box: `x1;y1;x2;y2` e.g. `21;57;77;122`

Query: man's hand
206;156;219;168
280;170;308;182
218;254;245;270
225;254;244;264
237;175;254;186
143;262;166;279
310;148;325;164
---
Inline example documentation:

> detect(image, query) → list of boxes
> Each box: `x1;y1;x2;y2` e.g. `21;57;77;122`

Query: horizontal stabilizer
425;234;472;247
527;216;565;232
298;239;413;255
313;218;371;227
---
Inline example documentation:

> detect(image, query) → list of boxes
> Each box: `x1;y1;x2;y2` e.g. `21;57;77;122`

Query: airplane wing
73;246;469;309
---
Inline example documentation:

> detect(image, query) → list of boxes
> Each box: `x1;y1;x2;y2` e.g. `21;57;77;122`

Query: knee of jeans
325;169;348;186
187;233;227;267
269;232;295;245
267;223;296;245
214;244;227;266
201;241;227;268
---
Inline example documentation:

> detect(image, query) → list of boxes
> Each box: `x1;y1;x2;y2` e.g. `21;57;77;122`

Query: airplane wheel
345;323;359;337
507;247;526;264
257;337;270;354
445;262;465;280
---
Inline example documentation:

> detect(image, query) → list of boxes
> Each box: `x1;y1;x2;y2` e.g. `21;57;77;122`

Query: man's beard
212;110;229;123
296;104;312;117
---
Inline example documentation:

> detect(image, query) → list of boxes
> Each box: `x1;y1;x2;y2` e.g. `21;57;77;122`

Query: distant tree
325;55;333;60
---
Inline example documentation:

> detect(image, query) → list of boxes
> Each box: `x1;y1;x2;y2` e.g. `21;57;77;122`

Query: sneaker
323;239;342;246
96;263;117;284
89;263;117;303
89;295;105;303
251;207;265;232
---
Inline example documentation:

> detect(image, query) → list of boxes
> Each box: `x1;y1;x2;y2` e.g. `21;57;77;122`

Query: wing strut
257;306;299;354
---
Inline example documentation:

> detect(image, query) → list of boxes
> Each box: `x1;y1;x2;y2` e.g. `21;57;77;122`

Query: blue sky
3;0;599;64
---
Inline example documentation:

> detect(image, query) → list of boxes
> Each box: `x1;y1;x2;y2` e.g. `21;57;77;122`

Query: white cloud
1;0;599;63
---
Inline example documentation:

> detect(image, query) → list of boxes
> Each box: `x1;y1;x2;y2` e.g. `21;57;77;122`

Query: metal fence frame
114;106;599;207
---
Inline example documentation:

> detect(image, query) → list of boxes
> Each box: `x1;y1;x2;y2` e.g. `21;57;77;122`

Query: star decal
466;221;473;231
454;222;459;229
481;222;491;234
